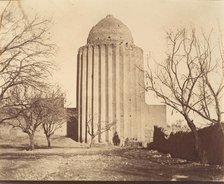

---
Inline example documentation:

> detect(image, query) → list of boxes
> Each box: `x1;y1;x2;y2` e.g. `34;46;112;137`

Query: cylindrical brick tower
76;15;166;144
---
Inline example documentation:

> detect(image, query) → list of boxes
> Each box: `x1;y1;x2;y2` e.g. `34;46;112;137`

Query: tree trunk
89;136;95;148
184;116;207;164
47;136;51;148
29;134;35;150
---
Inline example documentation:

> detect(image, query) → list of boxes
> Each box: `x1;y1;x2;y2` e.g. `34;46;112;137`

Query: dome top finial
106;14;114;18
87;15;134;44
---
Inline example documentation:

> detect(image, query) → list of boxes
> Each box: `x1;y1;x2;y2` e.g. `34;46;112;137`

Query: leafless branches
0;2;56;124
4;85;67;150
144;28;224;163
41;88;67;147
86;115;116;147
5;86;45;150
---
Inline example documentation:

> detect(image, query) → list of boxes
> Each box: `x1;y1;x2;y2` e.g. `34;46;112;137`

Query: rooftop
87;15;134;45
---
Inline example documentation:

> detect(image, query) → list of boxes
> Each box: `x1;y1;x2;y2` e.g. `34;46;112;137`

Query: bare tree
6;86;45;150
41;88;67;148
86;115;116;148
0;1;55;124
188;32;224;131
143;28;224;163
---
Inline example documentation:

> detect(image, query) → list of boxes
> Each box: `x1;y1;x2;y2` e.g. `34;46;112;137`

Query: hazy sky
2;0;224;125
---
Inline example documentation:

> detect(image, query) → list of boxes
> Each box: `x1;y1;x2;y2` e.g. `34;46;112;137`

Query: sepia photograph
0;0;224;182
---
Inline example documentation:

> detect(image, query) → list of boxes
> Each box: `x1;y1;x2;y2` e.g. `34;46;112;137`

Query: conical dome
87;15;134;44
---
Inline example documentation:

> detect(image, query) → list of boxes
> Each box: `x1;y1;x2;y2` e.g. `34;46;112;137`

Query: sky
2;0;224;125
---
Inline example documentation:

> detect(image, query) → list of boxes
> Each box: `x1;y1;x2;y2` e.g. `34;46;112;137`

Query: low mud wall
148;123;224;165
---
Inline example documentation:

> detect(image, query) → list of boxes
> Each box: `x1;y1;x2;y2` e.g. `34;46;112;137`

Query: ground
0;136;223;181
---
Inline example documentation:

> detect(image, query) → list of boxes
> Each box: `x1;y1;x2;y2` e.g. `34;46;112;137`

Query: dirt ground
0;136;223;181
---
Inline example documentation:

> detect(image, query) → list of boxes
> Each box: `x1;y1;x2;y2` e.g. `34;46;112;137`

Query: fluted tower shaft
76;15;166;144
77;42;145;143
